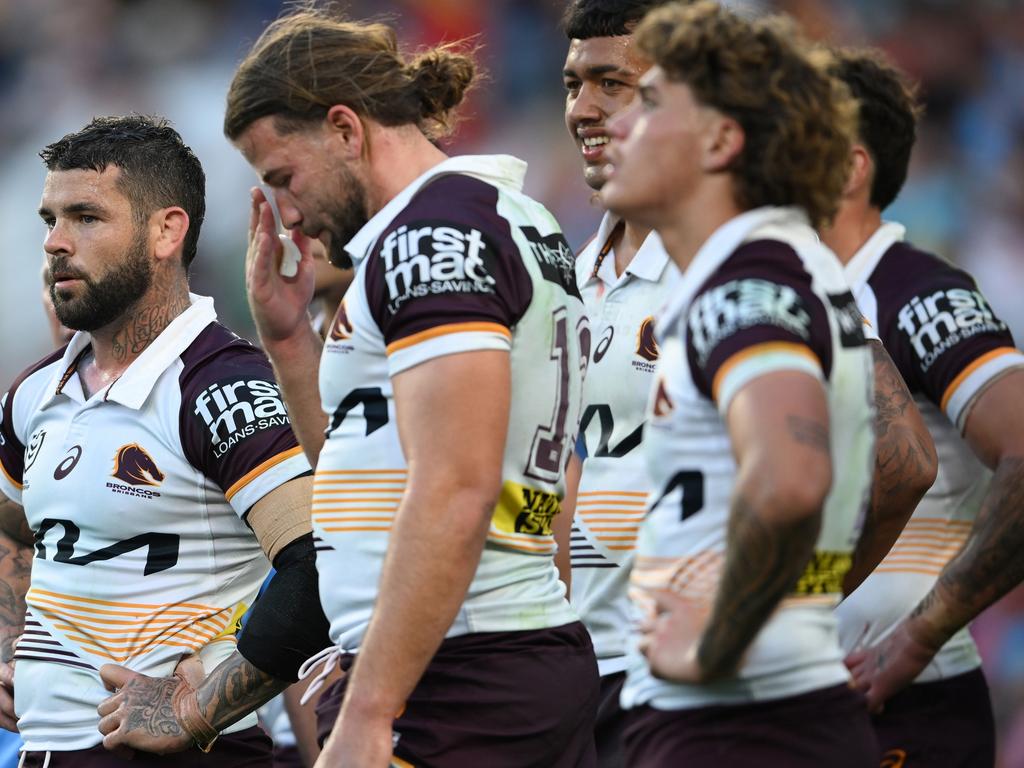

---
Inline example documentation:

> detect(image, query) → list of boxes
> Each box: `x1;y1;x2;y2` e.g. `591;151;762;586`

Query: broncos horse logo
635;316;660;362
112;444;165;487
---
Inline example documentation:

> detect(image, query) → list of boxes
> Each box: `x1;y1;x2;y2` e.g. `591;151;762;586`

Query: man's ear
703;114;744;173
325;104;366;161
151;207;189;266
843;144;873;198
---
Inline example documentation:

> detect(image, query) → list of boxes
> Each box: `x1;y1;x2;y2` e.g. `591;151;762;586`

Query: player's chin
598;173;635;218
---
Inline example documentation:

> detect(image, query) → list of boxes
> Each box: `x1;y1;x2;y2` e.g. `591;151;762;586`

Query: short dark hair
830;48;921;211
39;115;207;270
562;0;672;40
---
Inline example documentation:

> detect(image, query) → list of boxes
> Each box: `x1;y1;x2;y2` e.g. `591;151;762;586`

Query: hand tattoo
120;675;186;739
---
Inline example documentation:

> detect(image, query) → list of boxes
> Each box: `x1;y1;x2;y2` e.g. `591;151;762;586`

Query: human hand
96;655;205;754
637;589;711;684
246;187;317;346
0;660;16;732
314;708;394;768
844;619;939;713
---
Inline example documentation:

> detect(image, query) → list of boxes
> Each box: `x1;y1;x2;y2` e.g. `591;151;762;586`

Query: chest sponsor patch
378;220;498;313
895;287;1008;371
689;278;812;366
192;376;290;458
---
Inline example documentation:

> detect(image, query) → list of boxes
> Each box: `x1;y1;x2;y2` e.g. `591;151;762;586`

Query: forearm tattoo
0;527;32;663
196;652;287;732
697;494;820;680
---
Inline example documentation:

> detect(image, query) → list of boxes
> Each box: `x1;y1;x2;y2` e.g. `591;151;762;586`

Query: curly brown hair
224;8;476;141
635;1;857;228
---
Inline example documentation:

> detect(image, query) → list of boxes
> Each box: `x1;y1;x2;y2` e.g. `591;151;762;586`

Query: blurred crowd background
0;0;1021;763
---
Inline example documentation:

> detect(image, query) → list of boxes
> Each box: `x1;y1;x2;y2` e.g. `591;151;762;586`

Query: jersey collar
344;154;529;268
43;294;217;410
842;221;906;287
577;211;672;288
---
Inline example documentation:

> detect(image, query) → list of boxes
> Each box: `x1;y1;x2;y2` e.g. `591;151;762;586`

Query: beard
323;163;370;270
49;230;152;332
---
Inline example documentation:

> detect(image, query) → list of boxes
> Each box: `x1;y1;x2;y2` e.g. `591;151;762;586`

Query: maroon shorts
316;621;599;767
871;668;995;767
271;744;305;768
18;726;272;767
594;671;626;768
623;683;879;768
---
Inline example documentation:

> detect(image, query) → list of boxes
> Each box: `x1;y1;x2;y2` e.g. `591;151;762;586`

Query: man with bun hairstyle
825;48;1024;767
599;3;879;764
102;8;600;767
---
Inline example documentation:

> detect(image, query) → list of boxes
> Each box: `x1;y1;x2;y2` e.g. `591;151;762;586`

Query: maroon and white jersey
622;207;874;710
314;156;585;653
836;223;1024;681
0;296;310;750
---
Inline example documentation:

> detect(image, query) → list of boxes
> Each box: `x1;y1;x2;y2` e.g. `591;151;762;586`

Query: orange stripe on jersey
0;460;22;491
385;322;511;355
225;445;304;501
940;347;1019;413
712;341;820;402
29;587;219;613
577;491;647;498
315;469;408;476
875;566;943;577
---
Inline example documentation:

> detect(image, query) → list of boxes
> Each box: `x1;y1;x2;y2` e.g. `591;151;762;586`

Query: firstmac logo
896;288;1006;370
193;378;289;455
379;221;497;311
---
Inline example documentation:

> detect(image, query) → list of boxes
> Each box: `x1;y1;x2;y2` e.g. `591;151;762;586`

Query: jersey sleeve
871;245;1024;431
363;174;535;377
0;389;24;503
685;239;834;413
179;344;311;517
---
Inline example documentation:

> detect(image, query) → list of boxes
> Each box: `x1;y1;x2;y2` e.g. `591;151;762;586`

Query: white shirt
836;222;1024;682
622;208;874;710
572;212;678;676
313;155;586;652
0;296;311;750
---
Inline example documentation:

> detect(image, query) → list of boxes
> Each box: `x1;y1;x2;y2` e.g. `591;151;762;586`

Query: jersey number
34;518;180;576
652;470;705;521
526;309;590;482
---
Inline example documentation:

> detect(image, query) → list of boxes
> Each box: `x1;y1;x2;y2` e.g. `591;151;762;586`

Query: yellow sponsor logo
214;601;249;639
492;481;561;536
792;550;851;596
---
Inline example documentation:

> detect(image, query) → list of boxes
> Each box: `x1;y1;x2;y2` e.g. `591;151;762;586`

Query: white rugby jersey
0;296;310;750
836;223;1024;681
572;213;678;676
313;155;585;652
621;207;875;710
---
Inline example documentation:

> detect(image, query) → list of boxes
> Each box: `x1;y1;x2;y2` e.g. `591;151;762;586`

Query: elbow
739;459;832;525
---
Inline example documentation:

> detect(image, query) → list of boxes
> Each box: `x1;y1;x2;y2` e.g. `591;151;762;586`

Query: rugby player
0;115;331;766
599;4;878;764
824;48;1024;766
559;2;678;765
99;9;599;767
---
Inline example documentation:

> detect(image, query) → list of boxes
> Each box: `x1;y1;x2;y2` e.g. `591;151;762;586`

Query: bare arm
848;368;1024;709
844;340;936;595
0;497;31;731
641;371;832;683
245;187;327;465
319;350;508;764
553;453;582;595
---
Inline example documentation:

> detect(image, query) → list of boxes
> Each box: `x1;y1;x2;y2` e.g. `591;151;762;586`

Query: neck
611;219;652;276
655;182;741;274
88;277;191;373
365;125;448;216
820;199;882;266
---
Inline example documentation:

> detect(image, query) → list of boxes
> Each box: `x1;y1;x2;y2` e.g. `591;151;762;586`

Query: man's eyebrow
563;64;636;79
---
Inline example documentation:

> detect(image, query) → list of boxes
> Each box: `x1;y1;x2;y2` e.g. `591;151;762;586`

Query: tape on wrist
171;672;219;753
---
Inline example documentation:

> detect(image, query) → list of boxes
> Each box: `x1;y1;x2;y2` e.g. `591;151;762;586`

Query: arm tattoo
785;415;830;454
196;651;288;732
0;504;32;663
930;457;1024;637
697;494;820;680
